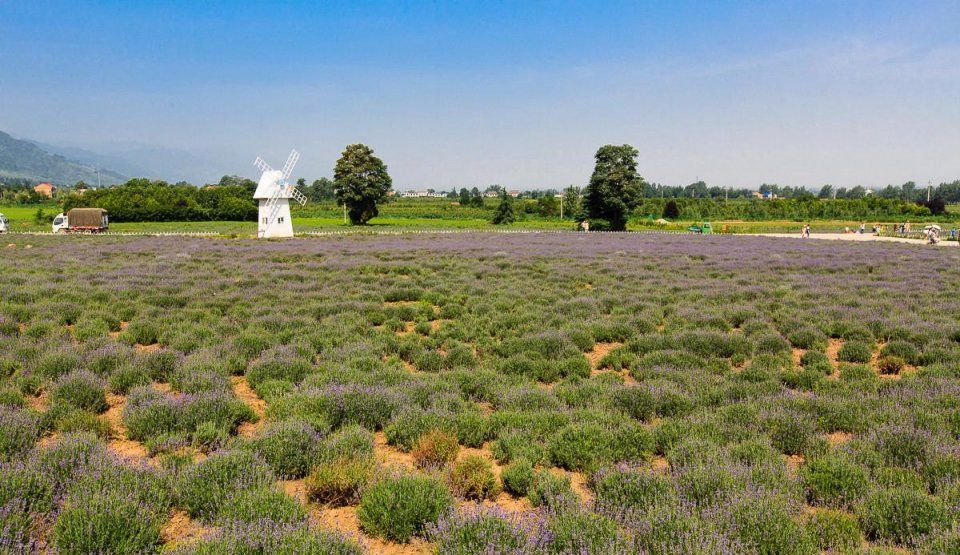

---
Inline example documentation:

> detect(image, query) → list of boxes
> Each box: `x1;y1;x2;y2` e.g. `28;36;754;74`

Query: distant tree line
62;177;257;222
644;196;936;222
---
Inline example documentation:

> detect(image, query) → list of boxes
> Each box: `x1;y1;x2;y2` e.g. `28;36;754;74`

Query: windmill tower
253;149;307;238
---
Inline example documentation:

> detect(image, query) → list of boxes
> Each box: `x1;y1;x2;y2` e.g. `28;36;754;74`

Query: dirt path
826;339;843;379
312;505;432;555
758;232;957;247
161;510;211;549
374;431;415;469
103;391;152;462
586;342;622;371
231;375;266;438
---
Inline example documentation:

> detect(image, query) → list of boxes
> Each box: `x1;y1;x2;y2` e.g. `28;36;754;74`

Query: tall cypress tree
491;191;515;224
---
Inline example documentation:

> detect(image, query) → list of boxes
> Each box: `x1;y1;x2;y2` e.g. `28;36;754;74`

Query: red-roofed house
34;183;56;198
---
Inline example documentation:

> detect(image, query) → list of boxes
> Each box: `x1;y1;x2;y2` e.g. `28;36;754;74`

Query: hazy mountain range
0;130;233;186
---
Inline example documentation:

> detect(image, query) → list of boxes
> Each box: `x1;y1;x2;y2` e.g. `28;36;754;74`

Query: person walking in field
580;220;590;232
801;224;810;238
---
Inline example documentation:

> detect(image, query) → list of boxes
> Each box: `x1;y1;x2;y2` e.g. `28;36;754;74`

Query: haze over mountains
0;130;234;186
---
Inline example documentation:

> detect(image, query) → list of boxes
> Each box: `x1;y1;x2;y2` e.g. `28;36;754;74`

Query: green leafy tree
662;200;680;219
537;194;559;217
562;186;582;220
584;144;644;231
306;178;336;201
333;144;392;225
491;191;515;224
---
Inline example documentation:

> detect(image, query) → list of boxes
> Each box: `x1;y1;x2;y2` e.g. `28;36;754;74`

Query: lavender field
3;232;960;553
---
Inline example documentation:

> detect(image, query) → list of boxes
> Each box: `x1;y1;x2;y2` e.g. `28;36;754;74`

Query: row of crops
2;233;960;553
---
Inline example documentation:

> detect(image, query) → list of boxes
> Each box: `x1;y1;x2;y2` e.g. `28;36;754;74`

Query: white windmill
253;149;308;238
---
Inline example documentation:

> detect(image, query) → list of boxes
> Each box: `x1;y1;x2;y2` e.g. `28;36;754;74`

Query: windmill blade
254;157;273;173
280;149;300;181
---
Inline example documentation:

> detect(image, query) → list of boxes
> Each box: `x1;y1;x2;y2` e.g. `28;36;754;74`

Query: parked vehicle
687;222;713;234
0;213;8;233
52;208;109;233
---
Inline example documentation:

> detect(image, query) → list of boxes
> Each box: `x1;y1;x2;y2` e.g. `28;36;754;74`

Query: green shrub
501;459;535;496
52;491;162;555
454;411;492;448
839;363;876;382
548;421;654;472
859;487;948;546
789;328;828;351
0;408;41;461
384;408;455;451
880;340;920;365
529;470;578;511
723;493;816;554
141;349;180;381
0;388;24;408
448;455;500;500
924;524;960;555
246;359;312;392
50;370;107;413
837;341;873;363
306;455;376;506
872;466;926;491
611;386;656;421
34;350;79;380
124;321;160;346
922;455;960;493
243;419;323;479
765;411;816;455
317;424;375;463
755;333;791;355
54;407;111;438
357;474;453;543
0;461;53;520
218;487;306;525
428;508;529;554
799;350;832;373
802;453;869;508
544;511;626;554
177;450;274;521
593;464;676;512
411;429;459;469
805;509;862;552
177;520;362;554
872;425;932;468
108;365;151;394
675;465;737;506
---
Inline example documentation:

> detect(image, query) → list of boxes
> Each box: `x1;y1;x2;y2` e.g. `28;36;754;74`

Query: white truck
52;208;109;233
0;213;8;233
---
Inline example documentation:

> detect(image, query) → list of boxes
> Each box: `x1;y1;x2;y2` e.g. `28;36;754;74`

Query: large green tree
583;144;644;231
333;144;392;225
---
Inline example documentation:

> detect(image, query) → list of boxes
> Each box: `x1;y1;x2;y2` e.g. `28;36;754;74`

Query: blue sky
1;1;958;188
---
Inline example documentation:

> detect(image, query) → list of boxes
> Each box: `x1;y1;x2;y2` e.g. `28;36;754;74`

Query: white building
253;169;294;238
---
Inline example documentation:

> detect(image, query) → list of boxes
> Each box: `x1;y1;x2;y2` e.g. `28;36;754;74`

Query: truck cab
52;213;68;233
0;213;8;233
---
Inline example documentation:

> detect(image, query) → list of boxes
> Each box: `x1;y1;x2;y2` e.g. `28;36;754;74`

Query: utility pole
559;194;563;220
928;181;932;202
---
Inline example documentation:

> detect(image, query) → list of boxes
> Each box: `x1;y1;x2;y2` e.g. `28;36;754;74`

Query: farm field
4;200;960;235
3;232;960;553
